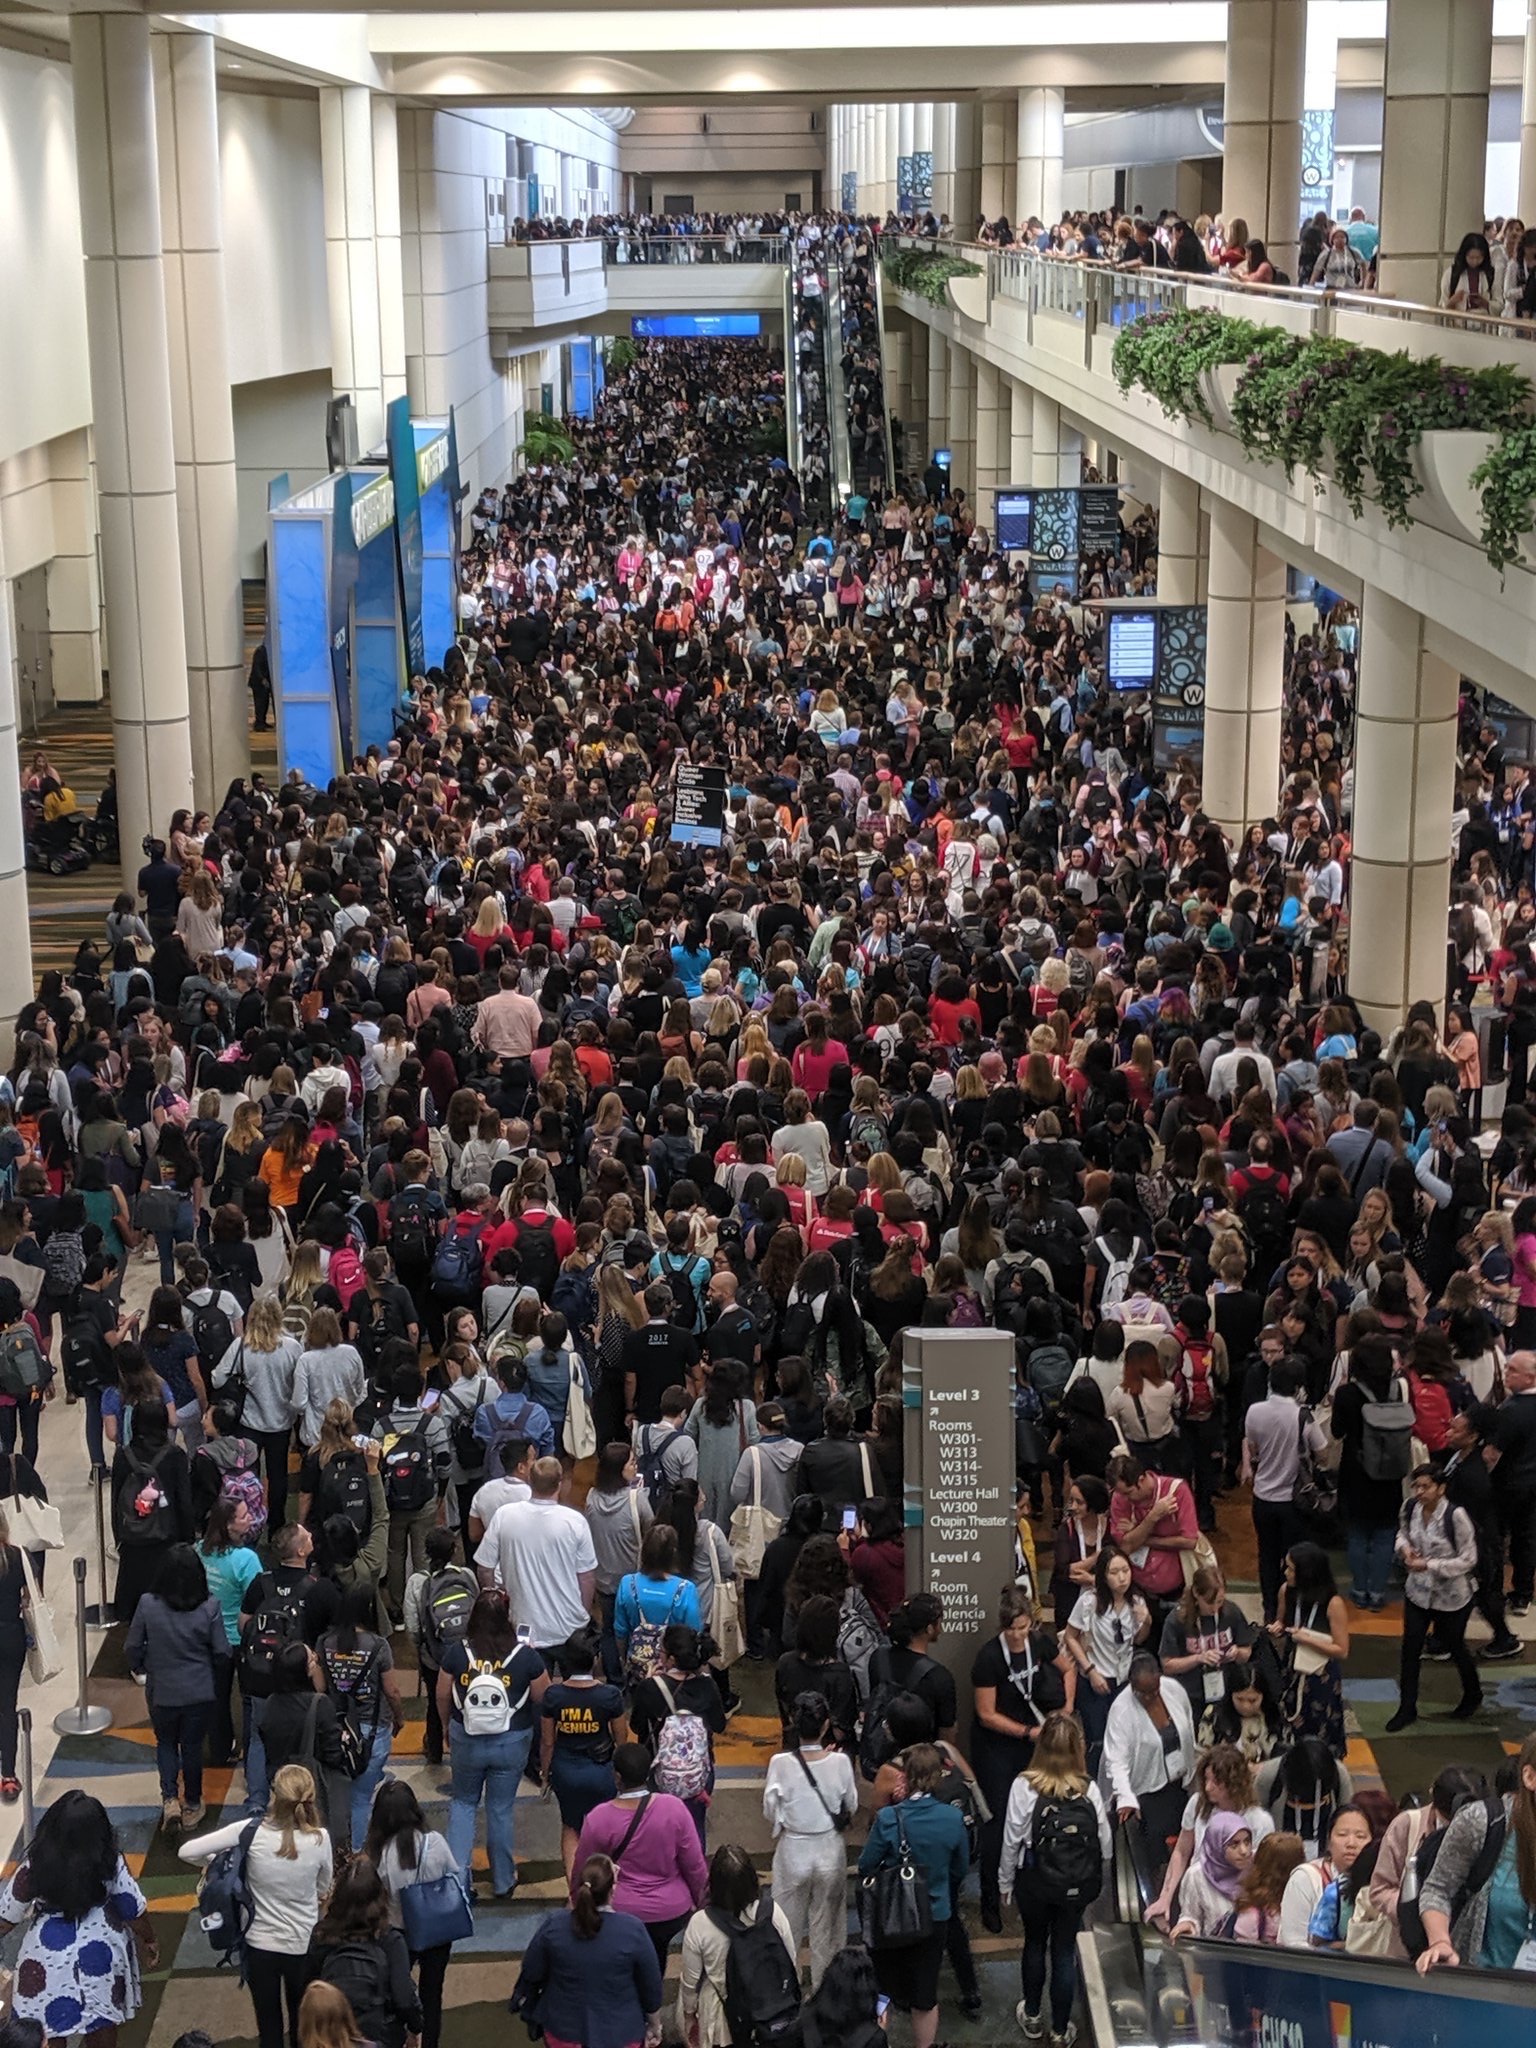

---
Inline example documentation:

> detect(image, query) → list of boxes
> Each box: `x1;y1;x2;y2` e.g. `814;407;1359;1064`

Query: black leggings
0;1627;25;1777
1017;1892;1085;2034
246;1946;310;2048
252;1428;292;1530
411;1943;451;2048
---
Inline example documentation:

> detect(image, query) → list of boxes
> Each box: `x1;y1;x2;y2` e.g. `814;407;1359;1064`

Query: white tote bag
709;1537;745;1666
562;1357;597;1461
729;1446;782;1580
19;1548;61;1685
6;1480;63;1555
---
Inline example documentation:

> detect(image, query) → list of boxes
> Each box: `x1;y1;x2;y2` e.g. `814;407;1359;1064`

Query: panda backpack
459;1653;529;1737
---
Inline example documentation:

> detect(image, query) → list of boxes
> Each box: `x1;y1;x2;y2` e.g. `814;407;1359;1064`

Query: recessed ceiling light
227;60;242;68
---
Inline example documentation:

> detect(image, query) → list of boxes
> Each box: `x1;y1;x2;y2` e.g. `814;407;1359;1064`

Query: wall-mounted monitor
630;313;762;338
1107;610;1160;690
995;489;1033;552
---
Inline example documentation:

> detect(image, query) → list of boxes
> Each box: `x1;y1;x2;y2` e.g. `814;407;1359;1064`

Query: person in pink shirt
1107;1455;1200;1605
789;1011;850;1101
572;1743;708;1970
405;962;452;1030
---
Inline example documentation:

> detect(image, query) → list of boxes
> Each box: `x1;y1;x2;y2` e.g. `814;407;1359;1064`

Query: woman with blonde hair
181;1765;333;2048
296;1982;367;2048
774;1151;815;1235
999;1712;1112;2041
735;1016;770;1080
211;1292;303;1523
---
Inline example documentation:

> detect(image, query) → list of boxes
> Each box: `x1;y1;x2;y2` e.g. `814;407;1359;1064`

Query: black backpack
238;1574;309;1698
316;1449;372;1536
1018;1792;1104;1906
445;1377;491;1471
1399;1796;1504;1957
389;1187;437;1265
317;1938;392;2038
711;1891;802;2048
115;1444;178;1546
60;1305;113;1394
858;1663;938;1783
515;1218;560;1301
382;1420;435;1515
189;1293;236;1377
635;1423;684;1509
1237;1178;1291;1271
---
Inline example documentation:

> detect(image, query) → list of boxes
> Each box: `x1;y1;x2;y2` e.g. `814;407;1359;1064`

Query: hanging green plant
1474;421;1536;574
880;248;982;306
1111;305;1536;559
1110;306;1267;425
604;336;640;374
519;410;575;466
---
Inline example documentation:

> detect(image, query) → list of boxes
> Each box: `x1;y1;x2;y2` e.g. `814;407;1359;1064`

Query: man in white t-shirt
474;1457;597;1651
466;1435;535;1550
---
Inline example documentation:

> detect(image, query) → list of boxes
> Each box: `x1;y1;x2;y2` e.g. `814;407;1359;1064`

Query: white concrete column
914;100;934;175
1521;9;1536;225
853;106;866;206
1058;422;1083;487
831;105;844;197
1157;468;1201;603
45;429;104;704
1347;588;1458;1037
1378;0;1493;303
887;326;912;432
979;98;1014;223
952;102;980;233
1222;0;1307;279
155;27;249;806
1008;376;1033;486
973;357;1003;529
932;102;957;223
71;13;195;871
927;332;949;463
948;345;975;496
1016;86;1065;230
1030;388;1060;489
373;96;408;409
1201;499;1284;840
872;104;891;213
0;521;35;1050
907;321;929;453
321;84;385;451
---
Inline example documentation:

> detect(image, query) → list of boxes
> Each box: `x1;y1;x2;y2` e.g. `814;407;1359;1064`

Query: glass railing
598;233;791;265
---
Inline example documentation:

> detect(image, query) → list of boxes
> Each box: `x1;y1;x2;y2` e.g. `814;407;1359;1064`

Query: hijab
1199;1809;1251;1901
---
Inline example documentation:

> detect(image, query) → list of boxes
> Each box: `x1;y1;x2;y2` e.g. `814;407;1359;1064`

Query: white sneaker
1051;2026;1078;2048
1016;2000;1046;2040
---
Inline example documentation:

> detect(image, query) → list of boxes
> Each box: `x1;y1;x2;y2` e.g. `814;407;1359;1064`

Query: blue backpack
430;1223;484;1296
197;1815;262;1970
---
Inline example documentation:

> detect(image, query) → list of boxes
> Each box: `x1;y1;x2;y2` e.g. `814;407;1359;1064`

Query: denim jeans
155;1200;197;1283
150;1698;210;1802
349;1721;394;1848
447;1724;532;1894
1347;1520;1396;1602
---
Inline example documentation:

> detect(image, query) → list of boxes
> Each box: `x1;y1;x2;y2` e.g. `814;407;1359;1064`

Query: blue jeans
1347;1521;1396;1602
150;1698;210;1803
350;1722;394;1847
154;1201;197;1283
447;1724;531;1894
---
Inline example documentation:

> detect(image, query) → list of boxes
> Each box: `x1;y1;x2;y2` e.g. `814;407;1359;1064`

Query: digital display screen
630;314;762;338
995;490;1033;552
932;448;952;470
1107;611;1160;690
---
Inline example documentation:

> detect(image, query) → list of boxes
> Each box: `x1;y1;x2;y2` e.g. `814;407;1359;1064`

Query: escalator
1085;1826;1536;2048
788;243;833;517
828;233;894;498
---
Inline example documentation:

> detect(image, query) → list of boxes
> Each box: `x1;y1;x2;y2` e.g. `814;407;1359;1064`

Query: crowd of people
2;316;1536;2048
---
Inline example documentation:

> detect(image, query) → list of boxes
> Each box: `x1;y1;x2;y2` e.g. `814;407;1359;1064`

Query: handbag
399;1864;474;1950
5;1478;63;1554
709;1538;744;1666
859;1805;934;1950
19;1548;61;1684
507;1971;544;2041
132;1182;181;1234
729;1447;782;1581
795;1746;852;1833
1292;1407;1338;1522
1179;1529;1219;1589
561;1358;596;1461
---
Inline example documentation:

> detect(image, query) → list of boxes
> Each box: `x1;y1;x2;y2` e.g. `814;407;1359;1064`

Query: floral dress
0;1854;146;2036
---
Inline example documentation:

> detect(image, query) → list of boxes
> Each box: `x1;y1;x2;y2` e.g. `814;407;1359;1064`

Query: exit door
12;566;52;736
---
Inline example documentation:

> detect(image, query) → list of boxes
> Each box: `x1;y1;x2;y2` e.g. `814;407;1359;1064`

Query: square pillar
46;429;103;704
1157;469;1200;604
1016;87;1064;233
1201;499;1285;839
1347;589;1458;1037
1378;0;1492;304
1031;389;1060;489
322;84;385;451
1222;0;1307;279
973;358;1003;529
979;98;1015;225
947;344;975;497
1008;376;1032;485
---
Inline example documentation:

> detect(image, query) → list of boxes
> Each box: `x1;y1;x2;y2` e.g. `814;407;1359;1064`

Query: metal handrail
870;252;898;492
823;260;855;504
597;234;791;266
887;232;1536;343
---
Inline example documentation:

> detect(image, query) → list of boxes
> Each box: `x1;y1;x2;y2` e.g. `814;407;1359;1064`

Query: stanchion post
17;1704;34;1844
53;1556;112;1737
85;1466;114;1629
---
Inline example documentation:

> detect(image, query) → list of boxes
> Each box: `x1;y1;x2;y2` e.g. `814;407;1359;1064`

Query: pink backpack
327;1245;365;1311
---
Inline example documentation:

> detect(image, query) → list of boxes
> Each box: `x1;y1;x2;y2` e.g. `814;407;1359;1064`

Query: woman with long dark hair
364;1778;462;2048
310;1859;422;2048
1270;1542;1351;1755
110;1398;193;1626
0;1790;157;2046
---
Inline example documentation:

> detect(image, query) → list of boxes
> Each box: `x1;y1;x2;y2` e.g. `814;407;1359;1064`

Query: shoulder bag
709;1533;745;1666
400;1841;475;1950
795;1747;851;1833
858;1804;935;1950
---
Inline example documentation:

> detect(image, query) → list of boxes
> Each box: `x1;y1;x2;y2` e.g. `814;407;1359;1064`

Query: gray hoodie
728;1434;804;1521
585;1483;654;1595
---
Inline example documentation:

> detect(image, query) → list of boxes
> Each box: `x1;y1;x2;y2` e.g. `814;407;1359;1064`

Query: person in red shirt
789;1011;850;1101
848;1497;906;1625
928;972;982;1047
807;1182;859;1257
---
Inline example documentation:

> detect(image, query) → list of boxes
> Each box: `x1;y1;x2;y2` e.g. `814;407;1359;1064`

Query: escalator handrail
822;257;854;505
869;250;897;493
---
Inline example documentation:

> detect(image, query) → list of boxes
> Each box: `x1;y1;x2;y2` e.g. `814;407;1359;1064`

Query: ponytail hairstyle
791;1689;833;1751
572;1853;616;1938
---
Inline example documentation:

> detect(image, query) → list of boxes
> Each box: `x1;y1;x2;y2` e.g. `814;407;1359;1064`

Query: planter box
1413;429;1497;548
1206;363;1244;429
946;269;990;323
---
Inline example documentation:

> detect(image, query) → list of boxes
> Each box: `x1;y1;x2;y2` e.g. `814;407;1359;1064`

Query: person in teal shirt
858;1744;971;2038
1345;211;1379;263
194;1492;262;1766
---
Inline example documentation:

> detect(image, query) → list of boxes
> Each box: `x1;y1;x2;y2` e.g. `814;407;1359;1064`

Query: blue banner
387;395;426;678
328;474;358;765
630;313;762;338
841;171;857;213
1185;1942;1536;2048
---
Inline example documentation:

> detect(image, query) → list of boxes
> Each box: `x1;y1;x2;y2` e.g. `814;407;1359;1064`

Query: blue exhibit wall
388;396;426;676
329;475;359;765
355;520;402;757
416;425;457;676
270;514;340;787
